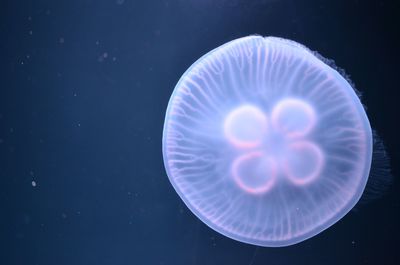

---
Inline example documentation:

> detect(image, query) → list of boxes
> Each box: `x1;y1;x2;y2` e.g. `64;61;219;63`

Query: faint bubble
59;37;64;44
116;0;125;5
23;214;31;224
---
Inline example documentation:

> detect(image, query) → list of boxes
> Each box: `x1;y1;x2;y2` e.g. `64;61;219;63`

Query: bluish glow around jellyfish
162;36;373;247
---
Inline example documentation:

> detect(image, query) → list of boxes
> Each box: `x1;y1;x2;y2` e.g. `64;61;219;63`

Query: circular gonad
162;36;373;247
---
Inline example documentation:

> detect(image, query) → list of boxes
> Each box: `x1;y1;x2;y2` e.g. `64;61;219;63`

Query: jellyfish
162;36;391;247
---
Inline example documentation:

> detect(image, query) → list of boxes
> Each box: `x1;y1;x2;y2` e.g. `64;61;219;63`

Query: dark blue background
1;0;399;264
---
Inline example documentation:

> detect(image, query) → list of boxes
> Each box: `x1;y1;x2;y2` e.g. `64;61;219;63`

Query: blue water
1;0;399;264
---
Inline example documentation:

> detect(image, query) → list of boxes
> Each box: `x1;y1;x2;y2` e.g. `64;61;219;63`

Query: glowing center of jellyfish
271;98;316;138
283;141;324;185
224;105;268;148
225;99;324;194
231;152;277;194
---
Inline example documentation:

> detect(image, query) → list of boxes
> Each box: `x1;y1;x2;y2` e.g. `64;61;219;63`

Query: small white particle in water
31;181;36;187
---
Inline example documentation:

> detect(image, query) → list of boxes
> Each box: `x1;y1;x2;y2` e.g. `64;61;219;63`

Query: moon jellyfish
162;36;375;247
